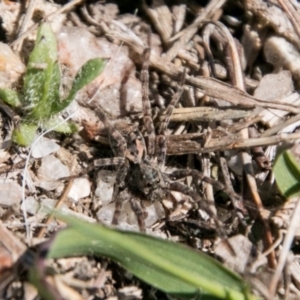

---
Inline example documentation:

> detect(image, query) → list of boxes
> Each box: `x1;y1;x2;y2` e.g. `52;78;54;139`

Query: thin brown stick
94;128;300;156
37;179;74;238
17;0;37;39
269;196;300;297
166;0;227;61
106;30;300;113
142;0;173;45
211;19;276;268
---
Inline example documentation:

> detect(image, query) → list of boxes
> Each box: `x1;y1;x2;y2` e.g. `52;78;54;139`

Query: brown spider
89;49;242;232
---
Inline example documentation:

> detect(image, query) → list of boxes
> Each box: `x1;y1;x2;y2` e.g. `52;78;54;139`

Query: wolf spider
90;49;242;232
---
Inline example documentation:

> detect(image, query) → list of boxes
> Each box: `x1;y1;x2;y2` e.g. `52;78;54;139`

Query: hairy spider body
126;160;169;203
87;47;185;231
89;48;242;232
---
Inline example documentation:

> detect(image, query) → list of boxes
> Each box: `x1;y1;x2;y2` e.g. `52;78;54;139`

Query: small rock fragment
34;180;63;192
97;199;164;231
31;138;60;158
0;42;25;88
57;26;142;118
38;198;67;219
38;155;70;181
254;70;293;101
21;196;40;215
264;35;300;80
0;182;22;207
254;71;300;127
214;234;257;273
97;202;118;226
68;178;91;202
95;170;116;205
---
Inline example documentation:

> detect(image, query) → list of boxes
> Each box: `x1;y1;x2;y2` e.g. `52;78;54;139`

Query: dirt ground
1;0;300;299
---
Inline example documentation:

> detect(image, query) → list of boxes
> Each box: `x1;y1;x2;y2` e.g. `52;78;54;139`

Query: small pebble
68;177;91;202
21;196;40;215
31;138;60;158
0;182;22;207
38;155;70;180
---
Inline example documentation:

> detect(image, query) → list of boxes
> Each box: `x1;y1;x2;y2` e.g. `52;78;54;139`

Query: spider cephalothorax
126;159;169;202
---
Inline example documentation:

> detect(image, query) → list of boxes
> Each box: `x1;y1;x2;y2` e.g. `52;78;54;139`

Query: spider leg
94;157;125;167
112;188;130;226
157;70;186;166
125;128;147;162
168;180;228;239
109;158;130;224
95;106;127;157
168;169;243;203
141;48;156;157
130;197;146;232
168;181;212;214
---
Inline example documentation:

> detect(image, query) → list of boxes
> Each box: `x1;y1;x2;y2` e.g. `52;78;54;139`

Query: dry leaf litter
1;0;300;299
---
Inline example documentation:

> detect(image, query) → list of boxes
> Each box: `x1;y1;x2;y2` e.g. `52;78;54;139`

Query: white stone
0;182;22;207
57;27;142;118
68;177;91;202
144;202;165;227
96;202;115;225
38;155;70;180
35;180;63;191
97;198;164;231
95;170;116;205
38;198;67;218
31;138;60;158
21;196;40;215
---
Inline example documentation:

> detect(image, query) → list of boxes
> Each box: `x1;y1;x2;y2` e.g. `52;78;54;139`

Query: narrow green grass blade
23;23;60;121
273;150;300;198
47;214;258;300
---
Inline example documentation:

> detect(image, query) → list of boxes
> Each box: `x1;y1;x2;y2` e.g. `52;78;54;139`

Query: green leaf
28;22;57;63
22;23;60;121
0;88;22;107
7;23;105;147
46;213;258;300
12;123;37;146
54;58;106;113
44;116;78;133
274;149;300;198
